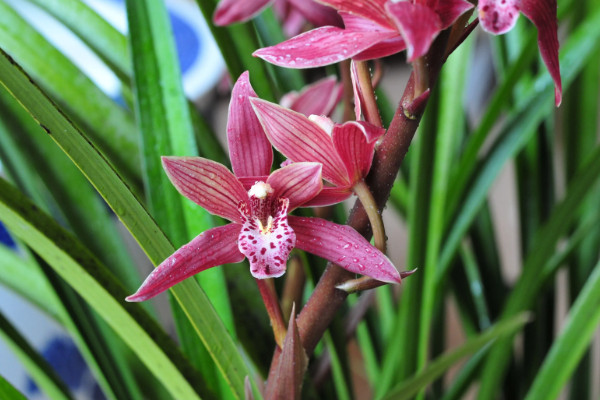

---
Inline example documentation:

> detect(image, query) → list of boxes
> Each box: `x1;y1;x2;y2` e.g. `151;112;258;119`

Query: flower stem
355;61;383;127
255;278;286;348
340;59;355;122
413;56;429;99
352;179;386;253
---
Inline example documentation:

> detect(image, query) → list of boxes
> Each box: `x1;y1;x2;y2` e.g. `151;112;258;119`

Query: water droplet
343;243;351;249
352;258;359;263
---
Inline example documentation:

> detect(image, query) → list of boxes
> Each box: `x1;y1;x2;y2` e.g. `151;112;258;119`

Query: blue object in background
0;222;16;249
26;336;105;400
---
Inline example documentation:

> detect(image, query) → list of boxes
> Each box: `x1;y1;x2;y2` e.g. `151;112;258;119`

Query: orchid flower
253;0;473;68
213;0;341;33
126;72;402;302
478;0;562;106
250;97;385;207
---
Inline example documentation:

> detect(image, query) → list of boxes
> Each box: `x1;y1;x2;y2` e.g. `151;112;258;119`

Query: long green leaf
0;47;251;399
0;0;140;183
477;143;600;397
382;313;531;400
24;0;130;81
0;244;62;321
0;375;26;400
524;258;600;400
0;177;208;400
0;310;73;400
126;1;236;396
417;35;472;384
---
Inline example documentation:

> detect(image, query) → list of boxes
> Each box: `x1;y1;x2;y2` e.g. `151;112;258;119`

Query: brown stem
355;61;383;127
256;278;287;348
413;57;429;99
280;255;305;323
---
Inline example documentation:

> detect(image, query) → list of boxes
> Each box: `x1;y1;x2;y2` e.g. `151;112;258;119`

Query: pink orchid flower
213;0;341;32
281;75;343;117
253;0;473;68
478;0;562;106
250;96;386;206
126;73;401;302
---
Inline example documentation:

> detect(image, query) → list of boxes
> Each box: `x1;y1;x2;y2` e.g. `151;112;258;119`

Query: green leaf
524;258;600;400
0;0;140;183
0;177;207;400
0;375;27;400
0;310;73;400
477;139;600;397
0;244;63;322
23;0;130;81
0;47;252;399
125;1;236;396
381;313;531;400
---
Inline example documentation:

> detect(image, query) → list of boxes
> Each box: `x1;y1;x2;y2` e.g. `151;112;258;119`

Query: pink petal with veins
126;224;244;301
281;76;342;117
238;199;296;279
353;36;407;61
478;0;520;35
268;162;323;210
521;0;562;106
303;186;353;206
214;0;273;25
238;175;270;191
340;12;395;32
386;1;442;61
162;157;248;224
227;72;273;177
288;0;343;28
253;26;395;68
317;0;393;29
250;98;350;187
289;216;401;283
332;121;385;183
435;0;474;28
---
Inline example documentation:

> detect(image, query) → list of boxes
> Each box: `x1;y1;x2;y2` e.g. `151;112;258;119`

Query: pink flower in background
250;97;385;206
478;0;562;106
253;0;473;68
213;0;341;32
126;72;402;302
281;75;343;117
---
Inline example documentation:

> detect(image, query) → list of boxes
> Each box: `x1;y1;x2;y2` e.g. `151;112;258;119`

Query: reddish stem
355;61;383;127
256;278;287;348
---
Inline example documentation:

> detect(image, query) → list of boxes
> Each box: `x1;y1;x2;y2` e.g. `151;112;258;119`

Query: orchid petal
302;186;353;207
350;60;364;120
239;199;296;279
267;162;323;210
280;76;342;117
253;26;394;68
386;1;442;61
238;175;270;191
332;121;385;183
250;98;350;186
478;0;520;35
213;0;273;25
352;36;407;61
126;224;244;301
288;0;343;28
340;11;395;32
435;0;474;28
227;72;273;177
317;0;393;29
289;216;401;283
521;0;562;106
162;157;248;223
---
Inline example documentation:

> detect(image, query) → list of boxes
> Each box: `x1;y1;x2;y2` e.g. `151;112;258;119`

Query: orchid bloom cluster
126;72;400;302
215;0;562;106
